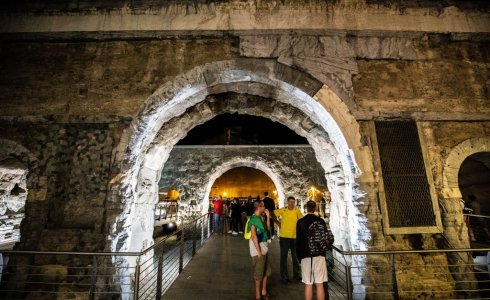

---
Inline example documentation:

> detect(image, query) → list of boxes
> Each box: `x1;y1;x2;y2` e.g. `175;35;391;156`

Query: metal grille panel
375;121;436;227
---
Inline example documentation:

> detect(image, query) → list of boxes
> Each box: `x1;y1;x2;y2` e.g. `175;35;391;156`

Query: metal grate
375;121;436;227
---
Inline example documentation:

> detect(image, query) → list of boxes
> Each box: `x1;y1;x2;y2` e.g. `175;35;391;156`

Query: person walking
247;200;272;300
231;198;243;234
212;196;224;235
296;201;334;300
272;196;303;283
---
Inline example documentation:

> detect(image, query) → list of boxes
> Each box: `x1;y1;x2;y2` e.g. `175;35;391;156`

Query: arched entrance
205;161;285;210
441;136;490;247
106;59;370;293
459;152;490;243
208;167;279;202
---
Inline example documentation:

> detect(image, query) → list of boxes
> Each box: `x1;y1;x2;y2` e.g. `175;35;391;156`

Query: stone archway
158;145;328;213
107;59;371;293
203;159;287;210
128;92;358;252
437;136;490;295
440;137;490;247
442;137;490;201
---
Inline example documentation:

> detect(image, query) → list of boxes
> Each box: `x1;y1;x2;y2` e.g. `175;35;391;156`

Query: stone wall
0;38;238;116
159;145;328;218
0;1;488;298
0;119;121;252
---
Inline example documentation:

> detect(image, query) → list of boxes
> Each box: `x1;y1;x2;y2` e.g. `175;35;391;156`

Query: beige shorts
301;256;328;284
252;254;272;280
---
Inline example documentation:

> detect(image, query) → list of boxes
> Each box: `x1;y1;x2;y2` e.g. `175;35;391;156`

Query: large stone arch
107;59;370;267
130;92;355;250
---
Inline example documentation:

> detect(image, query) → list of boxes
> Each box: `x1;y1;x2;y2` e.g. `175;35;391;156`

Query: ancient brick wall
0;119;121;251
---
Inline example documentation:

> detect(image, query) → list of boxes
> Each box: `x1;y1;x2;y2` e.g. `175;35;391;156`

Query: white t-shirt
249;239;269;257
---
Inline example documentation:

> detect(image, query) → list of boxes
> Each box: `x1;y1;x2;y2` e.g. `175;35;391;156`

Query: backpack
244;218;251;239
307;219;334;257
244;215;267;241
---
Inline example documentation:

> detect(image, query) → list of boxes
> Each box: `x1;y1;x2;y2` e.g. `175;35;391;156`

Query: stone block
38;265;68;283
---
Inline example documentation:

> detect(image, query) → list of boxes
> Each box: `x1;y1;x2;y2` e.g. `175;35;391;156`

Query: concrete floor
164;234;334;300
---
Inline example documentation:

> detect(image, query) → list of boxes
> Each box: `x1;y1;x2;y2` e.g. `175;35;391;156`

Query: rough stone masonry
0;0;488;298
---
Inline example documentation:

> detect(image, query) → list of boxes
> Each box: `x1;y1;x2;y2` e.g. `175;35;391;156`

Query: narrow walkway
164;234;324;300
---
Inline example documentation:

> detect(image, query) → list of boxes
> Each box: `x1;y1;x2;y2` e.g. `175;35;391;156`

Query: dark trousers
232;216;243;232
279;237;301;280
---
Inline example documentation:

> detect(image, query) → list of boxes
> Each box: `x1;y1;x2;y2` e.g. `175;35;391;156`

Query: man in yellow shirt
272;196;304;283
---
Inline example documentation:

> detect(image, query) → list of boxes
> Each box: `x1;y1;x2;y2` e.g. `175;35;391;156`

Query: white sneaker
239;231;243;234
228;230;232;233
232;231;238;235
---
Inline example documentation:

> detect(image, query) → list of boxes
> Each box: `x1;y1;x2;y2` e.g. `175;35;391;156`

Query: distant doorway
210;166;277;202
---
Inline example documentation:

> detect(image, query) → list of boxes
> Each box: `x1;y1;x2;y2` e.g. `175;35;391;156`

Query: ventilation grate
375;121;436;227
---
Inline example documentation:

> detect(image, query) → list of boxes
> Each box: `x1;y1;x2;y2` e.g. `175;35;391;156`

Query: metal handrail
332;245;490;256
328;242;490;300
464;213;490;219
0;213;211;257
1;212;213;300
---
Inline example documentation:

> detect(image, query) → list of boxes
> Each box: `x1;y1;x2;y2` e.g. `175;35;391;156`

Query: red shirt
213;200;224;215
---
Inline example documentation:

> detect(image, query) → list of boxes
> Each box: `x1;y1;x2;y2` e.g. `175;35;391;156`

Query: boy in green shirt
247;200;272;300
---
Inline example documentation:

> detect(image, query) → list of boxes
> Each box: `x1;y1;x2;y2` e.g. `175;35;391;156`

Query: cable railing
465;213;490;245
324;213;490;299
327;246;490;299
0;213;212;299
1;212;489;299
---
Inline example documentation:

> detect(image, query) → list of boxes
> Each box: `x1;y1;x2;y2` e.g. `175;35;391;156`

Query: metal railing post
390;253;400;300
156;254;164;300
134;261;141;300
179;228;185;273
206;216;210;239
192;222;197;256
89;255;97;300
345;263;353;300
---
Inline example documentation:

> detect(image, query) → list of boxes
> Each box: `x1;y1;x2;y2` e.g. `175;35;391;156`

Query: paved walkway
164;234;326;300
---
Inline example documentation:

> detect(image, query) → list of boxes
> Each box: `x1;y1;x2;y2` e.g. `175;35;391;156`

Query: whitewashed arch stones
108;59;368;261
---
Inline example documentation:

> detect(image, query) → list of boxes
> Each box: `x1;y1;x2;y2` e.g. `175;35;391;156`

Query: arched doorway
107;59;370;294
459;152;490;244
210;167;278;200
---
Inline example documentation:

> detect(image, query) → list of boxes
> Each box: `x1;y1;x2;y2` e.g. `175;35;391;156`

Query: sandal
261;293;272;300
